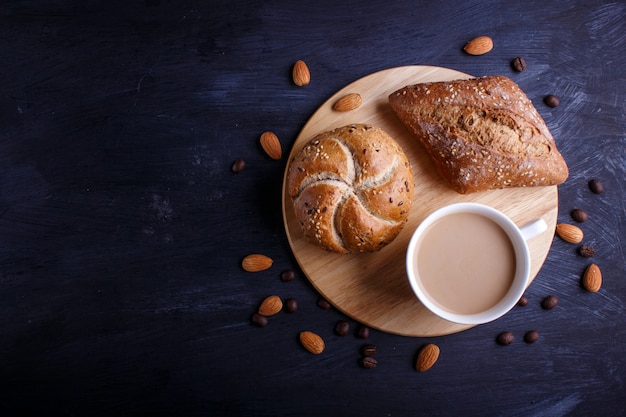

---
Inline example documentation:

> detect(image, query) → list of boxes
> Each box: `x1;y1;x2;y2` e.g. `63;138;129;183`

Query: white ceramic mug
406;202;547;325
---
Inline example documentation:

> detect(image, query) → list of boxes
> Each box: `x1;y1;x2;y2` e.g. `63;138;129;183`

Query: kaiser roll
286;124;413;253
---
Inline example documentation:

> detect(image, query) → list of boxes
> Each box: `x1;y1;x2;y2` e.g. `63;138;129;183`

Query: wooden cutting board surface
281;65;558;337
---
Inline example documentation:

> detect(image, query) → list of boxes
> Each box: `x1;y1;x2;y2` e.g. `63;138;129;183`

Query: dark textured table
1;1;624;416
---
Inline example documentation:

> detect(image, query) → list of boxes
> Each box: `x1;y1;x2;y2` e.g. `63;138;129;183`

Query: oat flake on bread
286;124;414;254
388;75;569;194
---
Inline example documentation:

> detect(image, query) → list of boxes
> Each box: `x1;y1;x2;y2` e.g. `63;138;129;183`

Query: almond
299;331;325;354
292;60;310;86
333;93;362;112
260;131;282;160
556;223;584;244
258;295;283;316
241;253;273;272
463;36;493;55
415;343;440;372
582;263;602;292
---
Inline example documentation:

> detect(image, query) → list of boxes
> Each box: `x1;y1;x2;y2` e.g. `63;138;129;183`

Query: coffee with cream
414;212;516;315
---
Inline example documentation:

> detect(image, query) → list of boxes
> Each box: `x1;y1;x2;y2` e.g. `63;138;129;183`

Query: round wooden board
281;65;558;337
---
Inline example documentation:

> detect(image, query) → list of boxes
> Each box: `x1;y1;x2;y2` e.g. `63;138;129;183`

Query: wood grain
282;66;558;336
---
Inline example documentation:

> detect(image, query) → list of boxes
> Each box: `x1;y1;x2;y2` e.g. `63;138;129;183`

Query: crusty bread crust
287;124;413;253
388;76;569;194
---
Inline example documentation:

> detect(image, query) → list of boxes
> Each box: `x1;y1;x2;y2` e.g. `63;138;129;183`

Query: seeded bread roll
287;124;414;254
388;75;569;194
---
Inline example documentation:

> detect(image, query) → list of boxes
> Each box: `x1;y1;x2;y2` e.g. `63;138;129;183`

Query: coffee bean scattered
517;295;529;307
251;313;268;327
496;331;514;346
361;356;378;369
317;298;331;310
578;245;595;258
280;269;296;282
524;330;540;344
231;159;246;173
544;95;560;108
361;344;378;357
588;179;604;194
571;208;588;223
284;298;298;313
334;320;350;336
357;325;370;339
541;295;559;310
511;56;526;72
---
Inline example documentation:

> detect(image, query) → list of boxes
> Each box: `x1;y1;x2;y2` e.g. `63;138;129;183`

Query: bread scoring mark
357;155;398;190
333;126;399;188
335;193;400;253
332;193;349;252
330;135;357;184
290;136;355;199
296;172;348;199
294;180;350;253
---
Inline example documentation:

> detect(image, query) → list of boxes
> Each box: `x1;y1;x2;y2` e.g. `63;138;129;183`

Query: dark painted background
1;1;624;416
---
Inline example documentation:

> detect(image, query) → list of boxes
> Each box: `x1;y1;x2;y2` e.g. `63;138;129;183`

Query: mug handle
520;218;548;241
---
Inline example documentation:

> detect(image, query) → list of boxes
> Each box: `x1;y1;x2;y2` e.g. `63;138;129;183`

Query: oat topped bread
286;124;413;254
388;75;568;194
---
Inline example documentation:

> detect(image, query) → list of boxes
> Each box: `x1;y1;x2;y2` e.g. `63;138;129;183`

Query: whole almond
463;36;494;55
333;93;362;112
260;131;282;160
292;60;310;86
582;263;602;292
299;331;325;354
241;253;273;272
415;343;440;372
556;223;584;244
258;295;283;316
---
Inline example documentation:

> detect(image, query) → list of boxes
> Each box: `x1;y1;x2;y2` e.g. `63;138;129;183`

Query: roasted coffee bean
317;298;331;310
524;330;540;344
251;313;268;327
541;295;559;310
361;356;378;369
589;179;604;194
571;208;588;223
284;298;298;313
578;245;595;258
517;295;529;307
280;269;296;282
334;320;350;336
511;56;526;72
231;159;246;173
357;325;370;339
496;331;514;346
544;95;560;108
361;344;378;357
